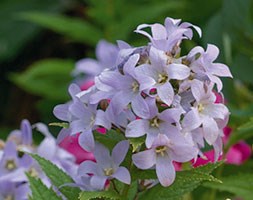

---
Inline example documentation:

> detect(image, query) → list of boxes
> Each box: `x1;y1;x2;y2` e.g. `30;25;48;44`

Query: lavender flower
135;17;201;52
132;134;197;187
182;80;229;145
135;46;190;105
78;140;130;190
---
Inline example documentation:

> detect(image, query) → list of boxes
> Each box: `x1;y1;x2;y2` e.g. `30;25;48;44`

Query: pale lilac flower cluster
55;17;232;187
0;119;78;199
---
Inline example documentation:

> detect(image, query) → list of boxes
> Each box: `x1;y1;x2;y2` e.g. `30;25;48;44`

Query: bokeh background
1;0;253;139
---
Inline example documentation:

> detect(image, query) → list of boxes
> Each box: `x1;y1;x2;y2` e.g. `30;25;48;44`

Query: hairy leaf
30;153;81;200
27;174;61;200
79;190;121;200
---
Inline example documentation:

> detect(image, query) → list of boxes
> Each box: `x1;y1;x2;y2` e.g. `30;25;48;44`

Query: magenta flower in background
59;134;95;164
193;127;251;167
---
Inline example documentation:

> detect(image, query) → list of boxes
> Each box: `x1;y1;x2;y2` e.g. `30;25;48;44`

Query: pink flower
59;133;95;164
193;127;251;167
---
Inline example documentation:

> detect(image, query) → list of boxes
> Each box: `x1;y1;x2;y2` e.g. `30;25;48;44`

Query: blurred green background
1;0;253;138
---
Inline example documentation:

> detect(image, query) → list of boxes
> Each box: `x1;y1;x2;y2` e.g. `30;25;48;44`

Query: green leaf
19;12;102;45
226;118;253;148
204;173;253;200
9;59;74;101
79;190;121;200
27;174;61;200
49;122;69;129
0;0;63;62
138;162;222;200
94;129;125;150
129;136;145;153
30;153;81;200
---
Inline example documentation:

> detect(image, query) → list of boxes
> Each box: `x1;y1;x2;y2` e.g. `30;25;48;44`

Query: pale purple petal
70;119;85;134
156;155;175;187
56;128;71;144
182;108;201;131
96;40;118;68
205;44;219;62
21;119;32;145
202;117;219;145
69;101;89;119
95;110;111;130
112;166;131;184
157;82;174;106
131;95;150;118
125;119;148;138
145;132;158;148
111;91;133;115
203;103;229;119
78;161;100;175
74;58;102;76
68;83;81;99
37;137;56;160
93;143;111;168
167;63;190;80
123;54;140;76
208;74;223;92
53;104;71;121
112;140;129;166
191;79;205;102
78;130;95;152
210;63;232;77
90;175;107;190
149;47;167;70
132;149;156;169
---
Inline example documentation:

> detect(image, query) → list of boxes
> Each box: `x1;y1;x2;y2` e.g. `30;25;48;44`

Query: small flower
78;140;130;190
135;17;201;52
132;134;197;187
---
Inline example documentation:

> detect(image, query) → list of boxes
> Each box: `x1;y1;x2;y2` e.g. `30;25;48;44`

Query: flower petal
112;166;131;184
156;155;175;187
112;140;129;166
167;63;190;80
132;149;156;169
126;119;148;138
202;117;219;145
157;82;174;106
78;130;95;152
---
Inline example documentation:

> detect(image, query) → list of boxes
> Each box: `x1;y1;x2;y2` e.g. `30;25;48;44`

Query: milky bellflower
78;141;130;190
53;17;232;189
133;134;197;186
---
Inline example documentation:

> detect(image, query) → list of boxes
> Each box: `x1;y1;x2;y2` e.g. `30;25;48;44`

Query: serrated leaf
204;173;253;200
79;190;121;200
138;162;222;200
27;174;61;200
30;153;81;200
49;122;69;129
19;12;102;45
9;59;74;101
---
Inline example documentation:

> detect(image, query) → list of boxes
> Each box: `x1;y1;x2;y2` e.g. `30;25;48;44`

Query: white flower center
150;117;160;128
104;168;114;176
131;81;139;92
158;73;168;84
155;146;167;157
197;103;205;113
5;159;16;171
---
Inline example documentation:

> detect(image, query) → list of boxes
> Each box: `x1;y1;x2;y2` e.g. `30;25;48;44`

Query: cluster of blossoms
54;17;234;188
0;120;78;199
